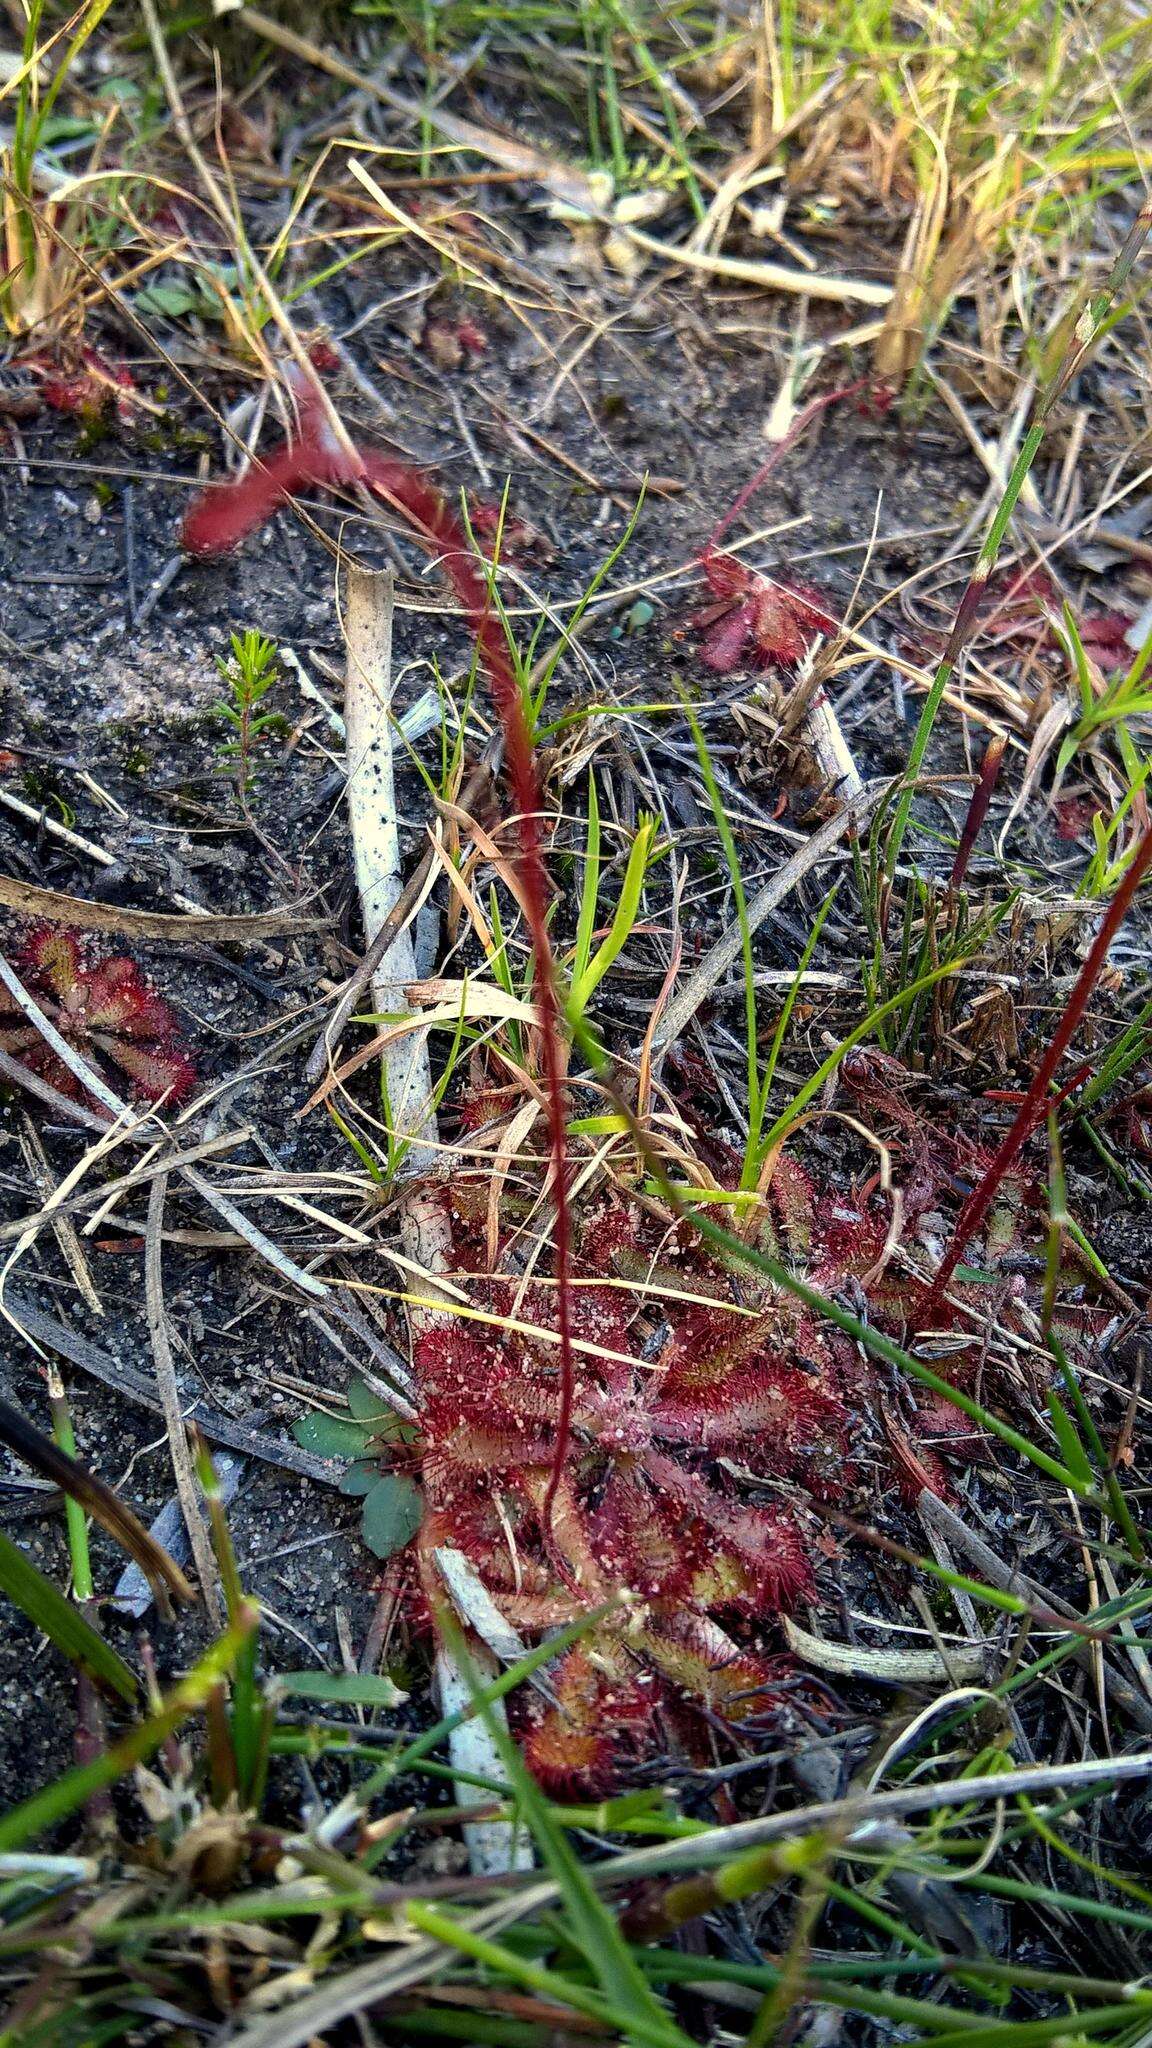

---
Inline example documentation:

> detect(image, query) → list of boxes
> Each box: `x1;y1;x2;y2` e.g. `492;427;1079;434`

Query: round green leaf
346;1375;399;1427
339;1460;380;1498
292;1412;372;1461
360;1476;423;1560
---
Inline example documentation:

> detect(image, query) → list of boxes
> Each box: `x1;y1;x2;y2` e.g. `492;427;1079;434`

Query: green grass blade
407;1902;692;2048
0;1610;257;1851
759;880;840;1112
683;697;762;1171
761;953;978;1153
355;1602;616;1811
570;814;657;1010
47;1372;93;1607
444;1624;692;2040
534;487;647;724
573;768;601;990
1048;1331;1146;1562
0;1529;135;1704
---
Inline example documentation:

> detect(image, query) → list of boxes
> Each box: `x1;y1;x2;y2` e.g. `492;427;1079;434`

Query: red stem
705;379;868;556
183;445;316;555
932;824;1152;1304
359;455;576;1531
949;733;1007;890
182;390;577;1532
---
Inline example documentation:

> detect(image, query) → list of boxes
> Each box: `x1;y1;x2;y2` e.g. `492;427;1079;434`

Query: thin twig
18;1114;103;1316
181;1167;330;1301
6;1292;341;1487
236;5;602;211
0;869;325;942
651;780;889;1052
144;1174;223;1627
619;224;893;305
0;788;117;867
918;1489;1152;1734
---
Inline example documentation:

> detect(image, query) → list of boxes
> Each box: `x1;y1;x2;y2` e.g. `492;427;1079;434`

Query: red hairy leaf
394;1075;1100;1788
28;345;136;424
694;558;838;673
0;926;196;1107
403;1188;858;1786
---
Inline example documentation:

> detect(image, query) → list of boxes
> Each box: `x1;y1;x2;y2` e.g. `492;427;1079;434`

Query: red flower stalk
0;927;196;1106
183;372;577;1532
705;380;870;557
932;822;1152;1304
950;732;1007;889
689;380;871;675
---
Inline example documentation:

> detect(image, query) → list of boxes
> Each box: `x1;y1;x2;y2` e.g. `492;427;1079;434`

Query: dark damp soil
1;206;1149;1808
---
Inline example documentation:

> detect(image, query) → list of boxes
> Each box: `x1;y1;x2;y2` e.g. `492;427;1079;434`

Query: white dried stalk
799;674;864;802
781;1613;985;1686
343;566;530;1875
345;570;436;1163
434;1544;535;1669
433;1642;533;1877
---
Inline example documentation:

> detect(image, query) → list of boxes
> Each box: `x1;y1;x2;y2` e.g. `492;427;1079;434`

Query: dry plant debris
2;3;1152;2044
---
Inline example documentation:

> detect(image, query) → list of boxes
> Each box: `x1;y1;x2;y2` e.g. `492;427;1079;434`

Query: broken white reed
342;564;530;1877
344;566;438;1172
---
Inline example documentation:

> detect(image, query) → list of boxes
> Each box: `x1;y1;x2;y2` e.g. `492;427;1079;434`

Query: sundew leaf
291;1412;372;1461
360;1476;423;1560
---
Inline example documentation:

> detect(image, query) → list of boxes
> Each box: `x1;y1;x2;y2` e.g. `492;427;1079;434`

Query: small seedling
214;628;283;793
1050;603;1152;892
1077;763;1152;899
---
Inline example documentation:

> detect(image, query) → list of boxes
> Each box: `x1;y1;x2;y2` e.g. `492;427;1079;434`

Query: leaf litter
2;4;1152;2040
